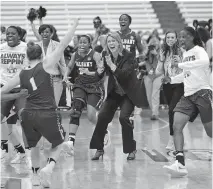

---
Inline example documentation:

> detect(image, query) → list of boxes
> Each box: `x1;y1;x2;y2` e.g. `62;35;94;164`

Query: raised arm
45;18;80;69
30;21;42;41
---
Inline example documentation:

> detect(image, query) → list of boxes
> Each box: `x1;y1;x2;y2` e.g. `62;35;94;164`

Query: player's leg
38;110;66;188
20;109;42;186
163;96;197;177
196;89;212;153
68;88;86;145
10;97;29;164
1;100;13;159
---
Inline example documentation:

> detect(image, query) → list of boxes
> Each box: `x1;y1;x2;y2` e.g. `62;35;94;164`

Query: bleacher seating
176;1;212;26
1;1;162;41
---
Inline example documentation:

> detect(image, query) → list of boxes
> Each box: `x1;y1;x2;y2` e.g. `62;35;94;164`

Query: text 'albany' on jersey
117;30;137;57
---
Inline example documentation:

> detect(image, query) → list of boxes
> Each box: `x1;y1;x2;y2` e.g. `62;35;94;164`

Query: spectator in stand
92;17;110;54
147;29;161;44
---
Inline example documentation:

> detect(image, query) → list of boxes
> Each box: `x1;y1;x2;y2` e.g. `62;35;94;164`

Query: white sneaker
10;152;26;164
164;177;188;189
166;136;175;150
40;164;53;188
63;141;74;156
104;130;111;148
163;160;188;177
32;173;40;186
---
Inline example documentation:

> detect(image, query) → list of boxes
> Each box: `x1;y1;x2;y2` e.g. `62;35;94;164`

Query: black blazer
101;49;143;108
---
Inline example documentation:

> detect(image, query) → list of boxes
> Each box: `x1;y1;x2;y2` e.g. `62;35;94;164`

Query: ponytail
194;30;204;48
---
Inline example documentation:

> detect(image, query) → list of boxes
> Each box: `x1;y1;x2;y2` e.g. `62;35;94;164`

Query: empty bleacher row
176;1;212;26
1;1;162;41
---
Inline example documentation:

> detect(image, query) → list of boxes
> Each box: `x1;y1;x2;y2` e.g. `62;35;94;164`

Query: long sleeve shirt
171;45;211;96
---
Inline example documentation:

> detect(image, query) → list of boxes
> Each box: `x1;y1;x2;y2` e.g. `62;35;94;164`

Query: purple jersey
19;63;57;109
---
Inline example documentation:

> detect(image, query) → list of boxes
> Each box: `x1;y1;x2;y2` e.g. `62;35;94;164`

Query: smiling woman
0;25;29;166
35;24;67;106
63;34;105;151
90;32;143;161
117;14;144;63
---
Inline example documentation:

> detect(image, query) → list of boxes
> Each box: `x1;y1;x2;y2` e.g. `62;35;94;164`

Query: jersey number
30;77;37;91
123;44;130;51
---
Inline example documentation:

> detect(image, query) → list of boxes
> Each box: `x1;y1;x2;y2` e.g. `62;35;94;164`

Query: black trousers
163;83;184;135
90;91;136;153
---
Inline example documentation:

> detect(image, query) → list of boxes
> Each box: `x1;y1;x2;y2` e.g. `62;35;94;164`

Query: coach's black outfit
90;49;143;153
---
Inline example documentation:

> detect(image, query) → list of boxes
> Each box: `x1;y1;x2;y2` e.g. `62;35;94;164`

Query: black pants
90;91;136;153
163;83;184;136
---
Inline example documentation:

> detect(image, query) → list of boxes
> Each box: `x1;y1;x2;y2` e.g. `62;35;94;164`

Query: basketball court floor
1;109;212;189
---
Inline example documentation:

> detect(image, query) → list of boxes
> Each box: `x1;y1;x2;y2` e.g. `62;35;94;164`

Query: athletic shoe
164;177;188;189
63;141;74;156
166;136;175;150
163;160;188;177
10;152;26;164
104;130;111;148
32;173;40;186
40;164;53;188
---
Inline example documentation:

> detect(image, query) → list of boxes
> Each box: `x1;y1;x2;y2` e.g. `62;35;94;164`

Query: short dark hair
7;26;22;37
119;14;132;24
38;24;53;34
79;35;91;43
27;41;42;61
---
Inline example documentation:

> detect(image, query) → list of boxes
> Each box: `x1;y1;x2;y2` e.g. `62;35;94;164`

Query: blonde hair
104;32;123;56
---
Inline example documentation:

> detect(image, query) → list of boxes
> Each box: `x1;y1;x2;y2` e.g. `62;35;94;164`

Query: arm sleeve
178;48;209;70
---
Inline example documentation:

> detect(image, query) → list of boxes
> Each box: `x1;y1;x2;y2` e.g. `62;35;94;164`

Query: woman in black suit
90;32;143;160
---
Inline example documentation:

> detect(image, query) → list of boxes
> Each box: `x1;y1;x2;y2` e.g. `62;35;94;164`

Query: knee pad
69;117;80;126
70;99;85;118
